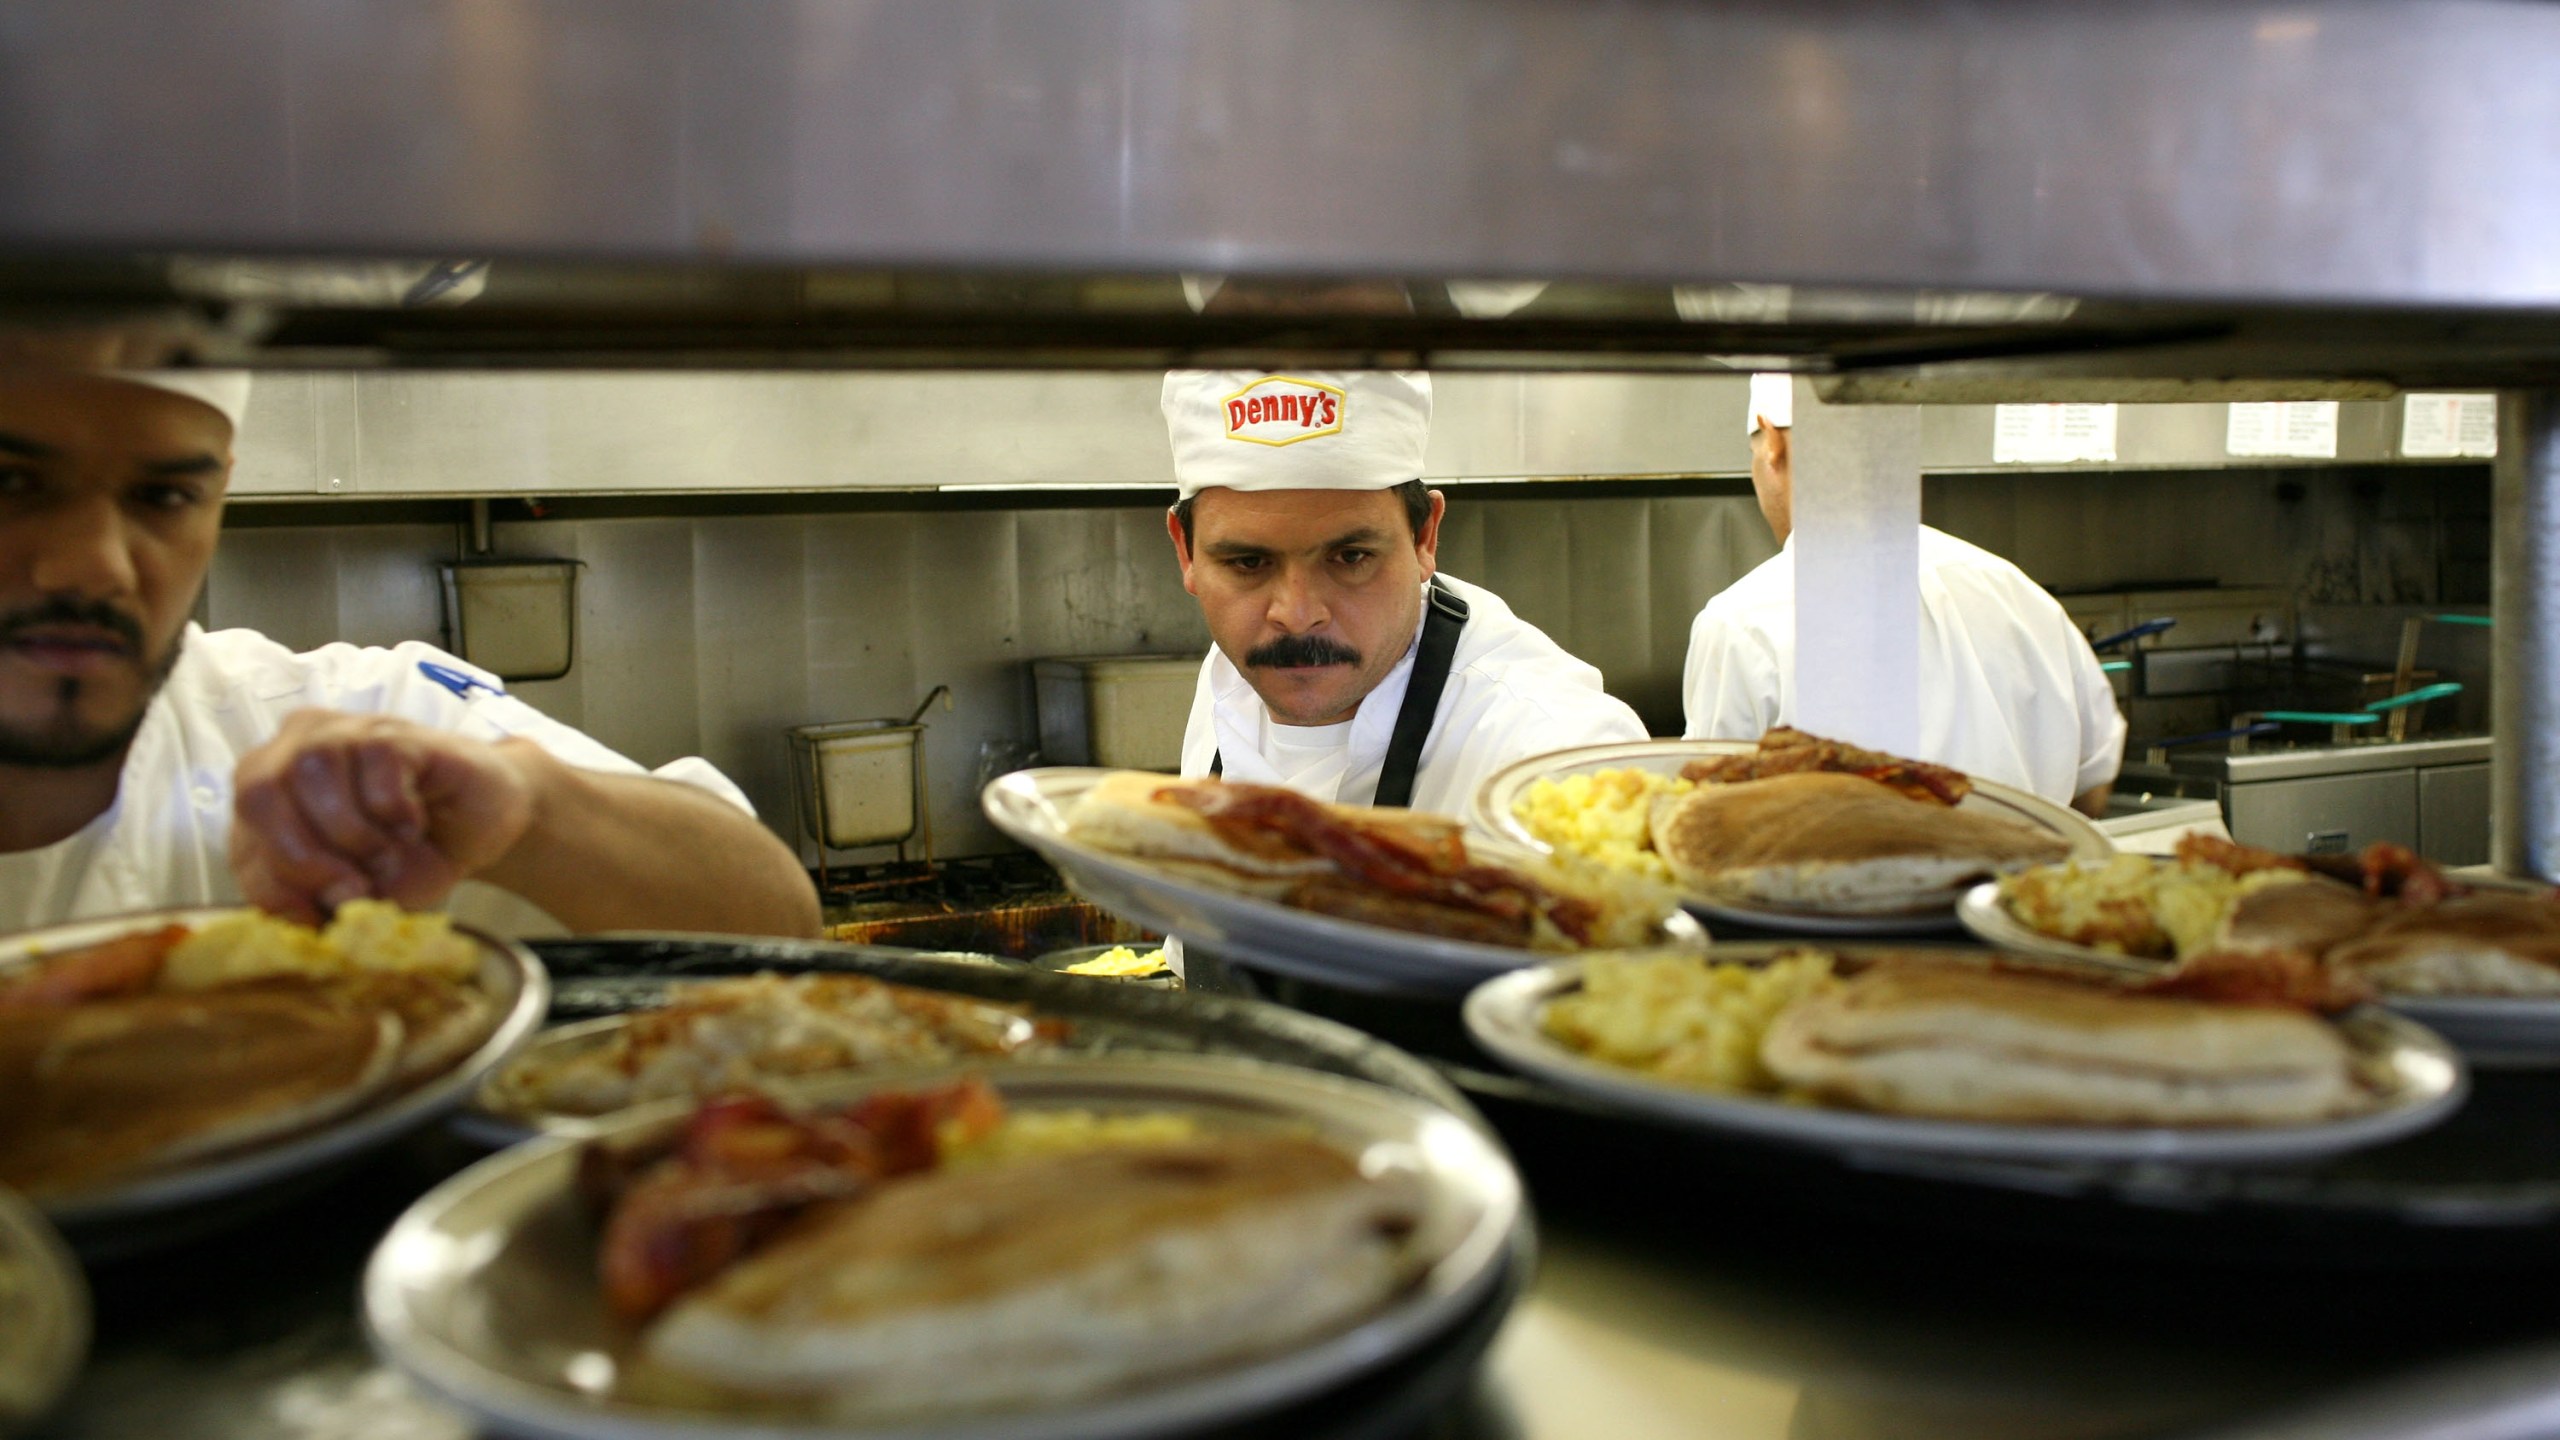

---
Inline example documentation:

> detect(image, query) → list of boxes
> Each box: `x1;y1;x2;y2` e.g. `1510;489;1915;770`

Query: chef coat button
193;786;219;810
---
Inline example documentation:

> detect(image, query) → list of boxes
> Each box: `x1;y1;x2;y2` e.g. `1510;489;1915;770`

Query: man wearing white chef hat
1682;373;2126;814
0;366;819;936
1161;369;1644;814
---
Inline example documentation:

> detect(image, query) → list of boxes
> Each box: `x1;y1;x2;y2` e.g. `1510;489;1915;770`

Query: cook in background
1163;369;1645;815
0;365;820;937
1681;374;2126;817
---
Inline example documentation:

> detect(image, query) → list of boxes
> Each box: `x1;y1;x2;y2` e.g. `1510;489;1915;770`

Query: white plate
462;1013;1054;1147
0;906;550;1236
1472;739;2115;935
367;1057;1524;1440
1960;873;2560;1068
0;1187;86;1433
1951;879;2169;968
1462;947;2468;1165
981;768;1704;996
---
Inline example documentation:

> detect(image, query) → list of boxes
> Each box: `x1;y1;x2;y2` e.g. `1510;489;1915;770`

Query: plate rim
1468;738;2112;934
0;1186;87;1431
367;1055;1524;1440
979;767;1701;994
2;904;551;1227
1460;947;2471;1165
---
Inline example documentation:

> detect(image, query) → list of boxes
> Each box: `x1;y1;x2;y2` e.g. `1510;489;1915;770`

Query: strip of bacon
2177;835;2468;907
1679;727;1972;806
0;925;188;1009
1154;782;1601;944
591;1078;1004;1322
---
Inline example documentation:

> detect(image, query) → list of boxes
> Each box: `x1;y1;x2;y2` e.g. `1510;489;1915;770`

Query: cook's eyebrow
141;453;224;477
1205;539;1275;560
0;431;60;461
1322;526;1391;550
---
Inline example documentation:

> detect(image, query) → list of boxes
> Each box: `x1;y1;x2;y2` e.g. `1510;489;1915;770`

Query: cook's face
0;373;231;767
1749;423;1793;543
1170;487;1443;727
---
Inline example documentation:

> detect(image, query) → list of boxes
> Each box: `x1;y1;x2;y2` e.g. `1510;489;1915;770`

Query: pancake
1651;772;2072;914
1760;962;2362;1125
2216;878;2385;956
645;1132;1423;1411
2327;893;2560;996
0;986;401;1198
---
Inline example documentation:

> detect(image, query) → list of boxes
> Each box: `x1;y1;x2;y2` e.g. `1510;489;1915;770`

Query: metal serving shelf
0;1;2555;382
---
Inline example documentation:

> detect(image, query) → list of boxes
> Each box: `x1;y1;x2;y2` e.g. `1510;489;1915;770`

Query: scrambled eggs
1062;946;1169;978
1510;768;1690;884
1999;856;2313;959
162;900;479;989
1544;951;1838;1092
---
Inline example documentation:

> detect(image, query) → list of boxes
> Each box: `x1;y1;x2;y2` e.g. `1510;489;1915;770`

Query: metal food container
436;559;583;682
1032;654;1200;771
786;720;925;852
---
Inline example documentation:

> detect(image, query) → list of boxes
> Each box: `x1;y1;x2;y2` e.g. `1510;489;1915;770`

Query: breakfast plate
982;767;1705;996
1463;944;2467;1165
368;1057;1526;1440
1473;739;2112;936
1961;873;2560;1068
0;1186;86;1434
1;906;549;1251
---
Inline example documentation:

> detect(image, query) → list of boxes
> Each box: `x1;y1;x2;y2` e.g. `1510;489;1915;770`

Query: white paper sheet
1790;379;1921;755
2401;393;2498;458
2225;401;2339;458
1992;404;2118;464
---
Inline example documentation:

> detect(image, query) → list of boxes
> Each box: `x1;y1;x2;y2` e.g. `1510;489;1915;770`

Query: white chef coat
1179;572;1647;817
1681;527;2126;805
0;624;752;935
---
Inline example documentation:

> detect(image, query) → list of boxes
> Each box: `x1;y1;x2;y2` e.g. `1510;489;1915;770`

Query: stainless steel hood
0;0;2558;380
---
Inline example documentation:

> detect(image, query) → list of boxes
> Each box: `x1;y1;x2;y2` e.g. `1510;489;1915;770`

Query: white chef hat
1746;372;1794;435
1161;369;1431;500
114;371;252;437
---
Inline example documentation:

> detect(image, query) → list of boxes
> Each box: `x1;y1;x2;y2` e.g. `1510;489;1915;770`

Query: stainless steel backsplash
207;465;2477;861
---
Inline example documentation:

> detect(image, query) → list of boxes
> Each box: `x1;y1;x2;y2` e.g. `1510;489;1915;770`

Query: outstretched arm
229;710;820;937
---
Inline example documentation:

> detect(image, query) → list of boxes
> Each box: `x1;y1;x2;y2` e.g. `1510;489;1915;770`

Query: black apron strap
1373;578;1470;808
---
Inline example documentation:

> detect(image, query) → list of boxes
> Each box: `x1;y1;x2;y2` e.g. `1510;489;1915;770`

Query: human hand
228;709;540;922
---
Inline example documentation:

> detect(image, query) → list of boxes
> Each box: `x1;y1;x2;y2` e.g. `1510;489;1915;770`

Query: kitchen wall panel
201;463;2474;864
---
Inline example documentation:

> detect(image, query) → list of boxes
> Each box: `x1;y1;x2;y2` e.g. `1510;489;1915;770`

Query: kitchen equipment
2122;734;2493;864
1032;654;1200;771
785;685;951;893
435;558;582;682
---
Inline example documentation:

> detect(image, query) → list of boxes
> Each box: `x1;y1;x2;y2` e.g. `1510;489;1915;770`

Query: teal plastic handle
2101;660;2131;674
2429;614;2494;628
2367;681;2464;712
2258;710;2380;726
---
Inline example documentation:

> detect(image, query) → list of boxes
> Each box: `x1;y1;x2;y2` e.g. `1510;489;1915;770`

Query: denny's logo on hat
1221;376;1346;447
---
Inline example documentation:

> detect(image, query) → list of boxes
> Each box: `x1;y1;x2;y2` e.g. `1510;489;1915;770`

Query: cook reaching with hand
0;365;819;937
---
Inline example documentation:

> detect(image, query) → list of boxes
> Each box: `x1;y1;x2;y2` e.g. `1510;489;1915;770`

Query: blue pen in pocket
419;660;506;701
